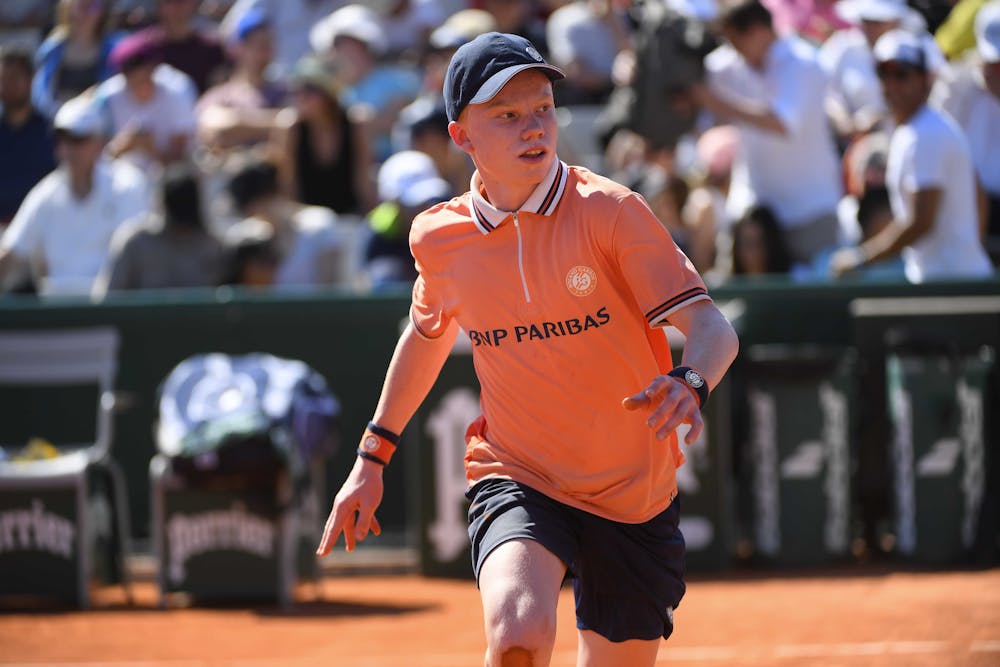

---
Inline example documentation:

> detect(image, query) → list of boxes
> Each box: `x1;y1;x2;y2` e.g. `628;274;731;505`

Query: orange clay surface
1;565;999;666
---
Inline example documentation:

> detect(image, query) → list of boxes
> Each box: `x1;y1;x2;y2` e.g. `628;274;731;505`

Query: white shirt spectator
706;36;842;228
932;58;1000;196
819;27;945;134
1;159;150;295
95;65;197;171
819;28;886;131
223;0;342;77
885;104;993;282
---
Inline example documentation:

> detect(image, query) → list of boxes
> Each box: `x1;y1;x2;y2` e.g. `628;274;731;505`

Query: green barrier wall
1;279;998;556
0;289;413;544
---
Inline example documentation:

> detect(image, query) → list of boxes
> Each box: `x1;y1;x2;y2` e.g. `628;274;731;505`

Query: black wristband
357;449;389;466
366;421;400;445
667;366;709;409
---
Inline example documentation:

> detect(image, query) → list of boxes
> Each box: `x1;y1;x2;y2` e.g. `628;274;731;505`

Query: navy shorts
466;478;686;643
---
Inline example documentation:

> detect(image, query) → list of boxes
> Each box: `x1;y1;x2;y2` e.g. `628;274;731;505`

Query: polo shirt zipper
512;211;531;303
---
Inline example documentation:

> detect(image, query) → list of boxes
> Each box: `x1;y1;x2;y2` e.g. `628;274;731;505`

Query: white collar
469;158;568;235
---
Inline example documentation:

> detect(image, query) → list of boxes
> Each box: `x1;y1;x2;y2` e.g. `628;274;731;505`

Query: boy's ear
448;120;473;155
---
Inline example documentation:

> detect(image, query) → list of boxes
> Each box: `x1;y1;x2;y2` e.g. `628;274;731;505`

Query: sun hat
872;28;927;69
54;94;105;137
377;150;451;207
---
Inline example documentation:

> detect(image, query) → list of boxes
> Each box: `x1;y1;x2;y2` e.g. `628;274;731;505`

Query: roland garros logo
362;435;379;451
565;266;597;297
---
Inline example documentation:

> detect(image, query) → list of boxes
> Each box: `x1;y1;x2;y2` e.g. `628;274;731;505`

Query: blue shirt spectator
1;46;56;225
33;0;124;118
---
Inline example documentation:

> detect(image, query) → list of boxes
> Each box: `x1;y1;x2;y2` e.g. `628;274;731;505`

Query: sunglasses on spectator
875;63;923;81
55;130;92;144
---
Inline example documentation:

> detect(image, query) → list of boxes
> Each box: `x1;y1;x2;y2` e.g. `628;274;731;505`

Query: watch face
684;369;705;388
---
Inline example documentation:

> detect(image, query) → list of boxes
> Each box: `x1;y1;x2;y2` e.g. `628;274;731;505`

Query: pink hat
109;30;162;72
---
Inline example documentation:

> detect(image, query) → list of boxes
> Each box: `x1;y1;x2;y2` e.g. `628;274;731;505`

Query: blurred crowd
0;0;997;298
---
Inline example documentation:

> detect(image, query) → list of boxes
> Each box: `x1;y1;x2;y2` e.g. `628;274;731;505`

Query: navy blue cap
443;32;564;122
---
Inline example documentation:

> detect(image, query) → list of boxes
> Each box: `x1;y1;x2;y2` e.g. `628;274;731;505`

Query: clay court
2;562;998;667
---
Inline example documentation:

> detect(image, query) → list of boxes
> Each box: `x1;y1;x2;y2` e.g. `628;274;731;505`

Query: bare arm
269;109;300;201
623;299;739;444
690;83;789;136
976;177;989;240
197;106;281;150
317;319;459;555
862;188;939;264
832;187;940;276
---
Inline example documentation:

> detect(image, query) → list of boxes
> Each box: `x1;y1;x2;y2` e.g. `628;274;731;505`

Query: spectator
0;94;150;295
93;161;225;295
637;165;691;256
731;205;793;276
33;0;123;118
695;0;843;265
546;0;632;105
799;148;907;282
932;0;1000;263
377;0;447;59
481;0;550;56
427;6;499;49
935;0;989;61
402;104;474;200
222;223;279;287
600;0;718;154
682;124;739;276
271;56;375;215
140;0;229;94
97;30;197;170
363;149;452;290
848;185;905;279
310;4;422;162
762;0;849;44
221;0;336;77
196;7;287;154
0;47;57;227
819;0;944;140
225;157;350;289
831;30;993;281
392;9;496;155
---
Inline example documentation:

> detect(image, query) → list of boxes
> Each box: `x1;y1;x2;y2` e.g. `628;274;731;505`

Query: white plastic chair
0;327;132;607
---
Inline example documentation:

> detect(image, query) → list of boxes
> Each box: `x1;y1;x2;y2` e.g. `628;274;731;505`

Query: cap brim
468;63;566;107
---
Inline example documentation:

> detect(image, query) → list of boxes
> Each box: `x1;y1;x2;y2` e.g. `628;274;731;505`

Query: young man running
317;32;739;667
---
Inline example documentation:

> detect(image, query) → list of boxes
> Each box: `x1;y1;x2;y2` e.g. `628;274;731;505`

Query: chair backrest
0;327;119;460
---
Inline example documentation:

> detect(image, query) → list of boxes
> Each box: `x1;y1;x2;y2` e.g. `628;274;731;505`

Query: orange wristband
357;422;399;466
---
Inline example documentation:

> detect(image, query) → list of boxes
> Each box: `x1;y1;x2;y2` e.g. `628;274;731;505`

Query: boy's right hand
316;456;385;555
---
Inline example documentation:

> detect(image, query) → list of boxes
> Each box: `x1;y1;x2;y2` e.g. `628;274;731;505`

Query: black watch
667;366;709;409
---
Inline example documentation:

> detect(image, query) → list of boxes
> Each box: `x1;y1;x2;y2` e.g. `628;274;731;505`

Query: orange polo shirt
409;159;710;523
